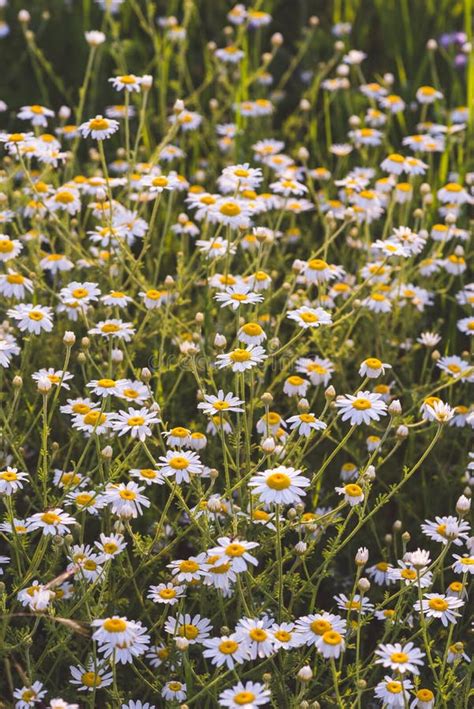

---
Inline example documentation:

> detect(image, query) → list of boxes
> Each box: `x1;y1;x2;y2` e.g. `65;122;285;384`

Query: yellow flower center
417;689;434;702
101;323;120;333
219;202;241;217
169;456;190;470
72;403;91;414
229;349;251;362
401;568;417;580
352;398;372;410
159;588;177;599
127;416;145;427
249;628;267;642
41;512;61;525
376;562;389;571
234;692;256;706
179;560;199;573
308;258;328;271
300;311;318;323
90;118;110;131
428;597;449;612
322;630;342;646
219;639;239;654
0;471;17;481
287;375;305;386
178;623;199;640
390;652;409;663
81;672;102;688
83;411;106;426
266;472;291;490
364;358;382;369
311;619;332;636
103;542;118;554
225;543;246;557
299;413;316;423
344;484;362;497
55;191;75;204
6;273;24;284
103;618;127;633
386;681;402;694
28;311;44;321
119;489;137;500
72;287;88;299
75;493;93;506
0;240;14;253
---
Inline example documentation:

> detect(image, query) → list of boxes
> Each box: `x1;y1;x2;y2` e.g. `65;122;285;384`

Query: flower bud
101;446;113;460
37;376;52;394
261;437;276;453
214;333;227;349
63;330;76;346
297;665;313;682
358;577;371;593
355;547;369;566
456;494;471;516
325;385;336;400
295;541;307;555
175;636;189;651
388;399;402;416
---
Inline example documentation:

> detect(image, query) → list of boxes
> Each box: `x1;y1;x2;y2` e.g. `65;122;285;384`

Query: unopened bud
325;385;336;400
175;636;189;651
63;330;76;346
214;333;227;349
358;577;371;593
297;665;313;682
262;436;276;453
37;376;52;394
456;494;471;516
102;446;113;460
388;399;402;416
355;547;369;566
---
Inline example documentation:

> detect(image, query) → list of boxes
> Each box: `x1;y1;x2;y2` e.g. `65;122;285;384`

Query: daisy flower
294;612;346;648
147;582;186;605
32;368;73;390
374;676;414;708
202;635;249;669
198;390;244;416
208;537;259;573
317;630;346;659
287;306;332;328
452;554;474;575
218;681;270;708
248;466;310;505
413;593;464;626
168;553;210;583
234;618;276;659
216;345;267;372
13;682;47;708
111;407;160;441
359;357;392;378
95;532;127;559
374;642;425;674
286;412;327;437
214;284;263;310
79;115;119;140
164;613;212;644
102;482;150;518
29;508;76;536
158;449;204;483
335;483;365;506
88;319;135;341
0;234;23;261
161;682;187;703
0;466;28;495
421;516;470;546
334;593;374;614
109;74;143;92
7;303;54;334
335;391;388;425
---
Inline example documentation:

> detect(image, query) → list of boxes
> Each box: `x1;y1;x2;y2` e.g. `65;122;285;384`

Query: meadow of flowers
0;1;473;707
